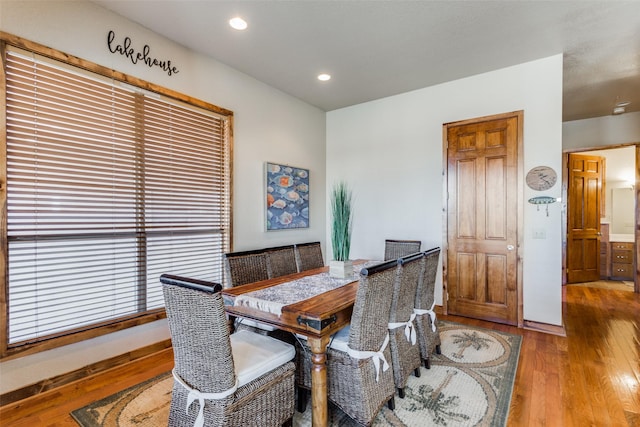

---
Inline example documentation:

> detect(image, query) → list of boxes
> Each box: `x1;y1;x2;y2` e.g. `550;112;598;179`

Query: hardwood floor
1;283;638;426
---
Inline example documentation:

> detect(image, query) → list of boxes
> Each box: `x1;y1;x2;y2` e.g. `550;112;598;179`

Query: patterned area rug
71;321;521;427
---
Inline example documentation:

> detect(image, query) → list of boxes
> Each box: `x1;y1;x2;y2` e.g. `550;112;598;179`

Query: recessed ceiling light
317;73;331;81
613;106;626;115
229;17;248;30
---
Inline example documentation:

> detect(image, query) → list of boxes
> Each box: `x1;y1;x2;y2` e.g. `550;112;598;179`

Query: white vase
329;260;354;278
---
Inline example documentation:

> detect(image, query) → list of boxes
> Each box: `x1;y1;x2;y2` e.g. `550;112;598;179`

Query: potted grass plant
329;181;354;278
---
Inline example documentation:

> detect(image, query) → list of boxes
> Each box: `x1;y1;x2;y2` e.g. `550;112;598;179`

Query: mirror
611;187;635;235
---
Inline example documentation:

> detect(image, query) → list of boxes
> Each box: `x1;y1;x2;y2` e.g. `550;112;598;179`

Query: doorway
563;144;639;293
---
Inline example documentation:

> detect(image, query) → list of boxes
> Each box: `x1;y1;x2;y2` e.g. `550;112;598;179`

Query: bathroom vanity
600;223;635;281
600;222;636;280
610;237;635;280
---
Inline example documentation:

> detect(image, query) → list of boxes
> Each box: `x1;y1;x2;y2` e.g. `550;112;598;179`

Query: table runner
233;272;356;316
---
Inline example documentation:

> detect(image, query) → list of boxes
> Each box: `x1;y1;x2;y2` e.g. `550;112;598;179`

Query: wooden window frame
0;32;234;359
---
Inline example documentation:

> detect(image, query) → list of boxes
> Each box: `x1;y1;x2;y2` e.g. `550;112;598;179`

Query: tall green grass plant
330;181;353;261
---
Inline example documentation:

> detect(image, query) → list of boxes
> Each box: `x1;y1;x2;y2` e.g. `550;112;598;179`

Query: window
1;38;232;356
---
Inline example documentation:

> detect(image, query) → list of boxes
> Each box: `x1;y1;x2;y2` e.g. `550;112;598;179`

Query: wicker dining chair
224;249;281;336
265;245;298;278
414;247;442;368
224;249;271;287
160;274;296;427
383;239;421;261
294;241;324;272
296;259;397;426
388;252;424;398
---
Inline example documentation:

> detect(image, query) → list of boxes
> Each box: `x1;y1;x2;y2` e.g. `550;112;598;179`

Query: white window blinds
4;47;231;347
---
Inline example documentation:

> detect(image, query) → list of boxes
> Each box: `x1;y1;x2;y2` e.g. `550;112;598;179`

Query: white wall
0;0;326;393
563;111;640;150
326;55;564;327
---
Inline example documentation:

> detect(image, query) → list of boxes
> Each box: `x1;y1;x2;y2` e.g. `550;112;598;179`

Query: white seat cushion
230;329;295;386
237;317;276;332
297;326;350;350
327;325;351;353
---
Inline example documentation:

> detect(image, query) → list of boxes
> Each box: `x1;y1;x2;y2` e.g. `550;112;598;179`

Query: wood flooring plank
544;372;562;425
528;370;547;426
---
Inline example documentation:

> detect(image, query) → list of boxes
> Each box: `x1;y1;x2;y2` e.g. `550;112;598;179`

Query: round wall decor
526;166;557;191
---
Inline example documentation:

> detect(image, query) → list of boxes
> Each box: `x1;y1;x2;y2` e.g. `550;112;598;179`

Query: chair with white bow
295;259;397;426
414;247;442;368
388;252;424;398
160;274;296;427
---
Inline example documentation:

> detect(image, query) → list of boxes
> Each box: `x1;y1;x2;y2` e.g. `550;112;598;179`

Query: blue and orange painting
266;162;310;230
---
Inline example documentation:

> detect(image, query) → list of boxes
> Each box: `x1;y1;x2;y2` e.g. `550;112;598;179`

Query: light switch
533;229;546;239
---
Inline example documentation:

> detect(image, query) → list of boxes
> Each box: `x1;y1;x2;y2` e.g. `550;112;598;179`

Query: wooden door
445;113;520;326
567;154;604;283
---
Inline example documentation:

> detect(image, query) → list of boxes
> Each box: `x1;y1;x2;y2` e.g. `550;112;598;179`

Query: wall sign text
107;30;179;77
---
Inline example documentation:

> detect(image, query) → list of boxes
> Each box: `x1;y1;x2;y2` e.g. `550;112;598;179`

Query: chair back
160;275;235;394
265;245;298;278
384;239;421;261
160;273;223;293
348;259;398;352
224;249;270;287
391;252;424;323
295;241;324;272
415;247;441;310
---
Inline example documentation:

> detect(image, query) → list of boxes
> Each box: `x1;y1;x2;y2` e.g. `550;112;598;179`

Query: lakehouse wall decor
107;30;179;76
265;162;309;230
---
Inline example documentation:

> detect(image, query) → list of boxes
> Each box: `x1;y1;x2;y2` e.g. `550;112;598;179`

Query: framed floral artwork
265;162;309;230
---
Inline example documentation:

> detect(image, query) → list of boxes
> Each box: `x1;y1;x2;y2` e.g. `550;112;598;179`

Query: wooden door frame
441;110;525;327
562;143;640;293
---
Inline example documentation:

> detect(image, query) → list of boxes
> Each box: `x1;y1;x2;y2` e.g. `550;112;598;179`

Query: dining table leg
307;335;331;427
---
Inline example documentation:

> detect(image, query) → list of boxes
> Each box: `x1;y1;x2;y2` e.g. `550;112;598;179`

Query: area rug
71;321;521;427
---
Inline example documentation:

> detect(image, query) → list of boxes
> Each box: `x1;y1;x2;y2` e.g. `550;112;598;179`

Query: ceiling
92;0;640;122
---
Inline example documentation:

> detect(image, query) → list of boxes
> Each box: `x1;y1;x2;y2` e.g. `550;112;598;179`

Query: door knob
507;245;514;251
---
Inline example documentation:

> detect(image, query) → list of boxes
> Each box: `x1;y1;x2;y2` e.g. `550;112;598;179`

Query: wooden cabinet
610;241;635;280
599;222;635;280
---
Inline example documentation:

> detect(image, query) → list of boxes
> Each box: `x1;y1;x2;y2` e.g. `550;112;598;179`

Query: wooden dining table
221;262;365;427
